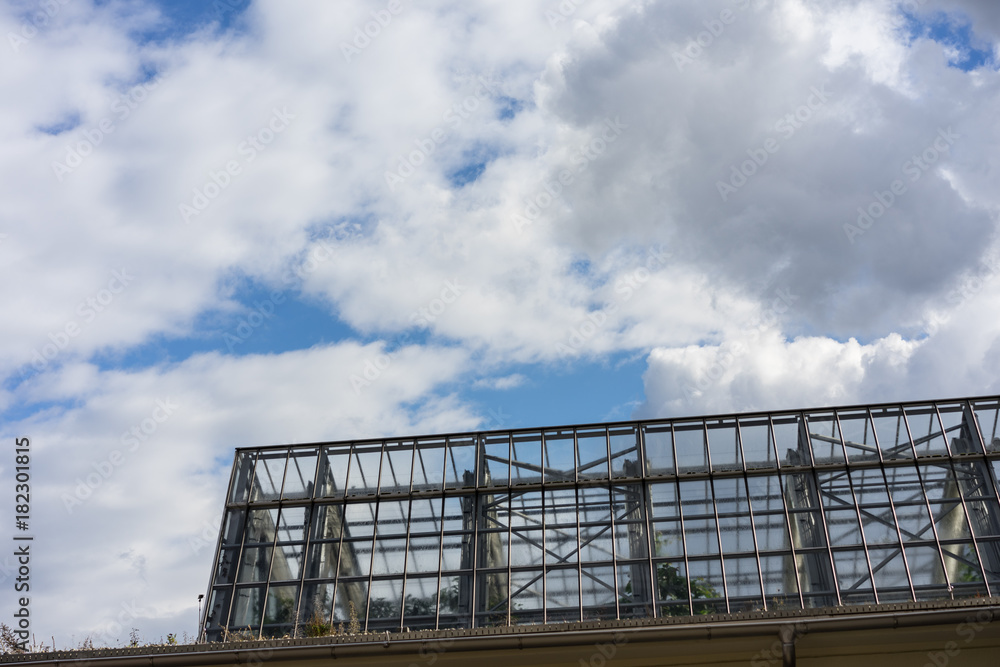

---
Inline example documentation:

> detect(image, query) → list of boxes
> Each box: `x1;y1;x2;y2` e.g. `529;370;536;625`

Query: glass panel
615;514;649;561
306;540;340;579
747;474;786;512
368;578;404;628
724;555;763;610
904;545;948;597
938;403;980;455
643;424;674;475
870;407;913;460
301;583;334;626
220;508;246;546
440;533;471;571
684;517;720;556
412;438;446;490
510;432;543;485
332;579;368;625
509;569;545;618
380;442;413;494
245;508;278;544
442;496;472;533
577;428;610;480
773;414;806;467
838;410;879;463
402;575;440;629
973;400;1000;452
832;549;874;604
310;504;344;542
753;512;790;552
581;565;617;619
371;538;407;576
707;419;741;471
920;463;961;501
673;421;708;473
318;446;350;498
718;516;756;554
824;508;864;547
652;521;684;558
789;510;827;548
759;554;799;609
687;559;726;614
868;547;910;601
229;451;256;504
231;586;264;629
678;479;714;518
478;529;508;570
941;542;986;594
739;417;777;469
543;429;576;482
805;412;844;464
205;587;232;640
904;405;950;457
439;573;473;626
409;497;443;535
617;562;653;618
609;426;640;478
510;530;545;566
277;506;308;543
263;585;298;628
407;535;442;574
654;560;690;616
338;539;373;578
649;481;680;519
482;433;510;486
346;444;382;496
270;544;303;581
445;436;477;488
251;451;287;502
282;448;318;499
342;502;377;540
215;548;239;585
238;546;272;583
545;566;580;622
475;572;508;625
376;499;409;537
713;477;750;515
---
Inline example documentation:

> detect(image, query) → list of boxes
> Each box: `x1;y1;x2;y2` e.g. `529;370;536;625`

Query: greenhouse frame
201;395;1000;640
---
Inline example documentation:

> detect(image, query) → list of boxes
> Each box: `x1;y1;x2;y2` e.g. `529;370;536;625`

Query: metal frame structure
201;396;1000;640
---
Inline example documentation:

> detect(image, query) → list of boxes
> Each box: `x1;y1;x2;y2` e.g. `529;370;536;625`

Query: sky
0;0;998;647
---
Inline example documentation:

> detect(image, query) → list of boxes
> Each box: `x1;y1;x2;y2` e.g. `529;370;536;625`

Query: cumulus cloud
0;0;998;645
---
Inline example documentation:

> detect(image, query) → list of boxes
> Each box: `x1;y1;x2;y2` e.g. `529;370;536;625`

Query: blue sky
1;0;999;647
